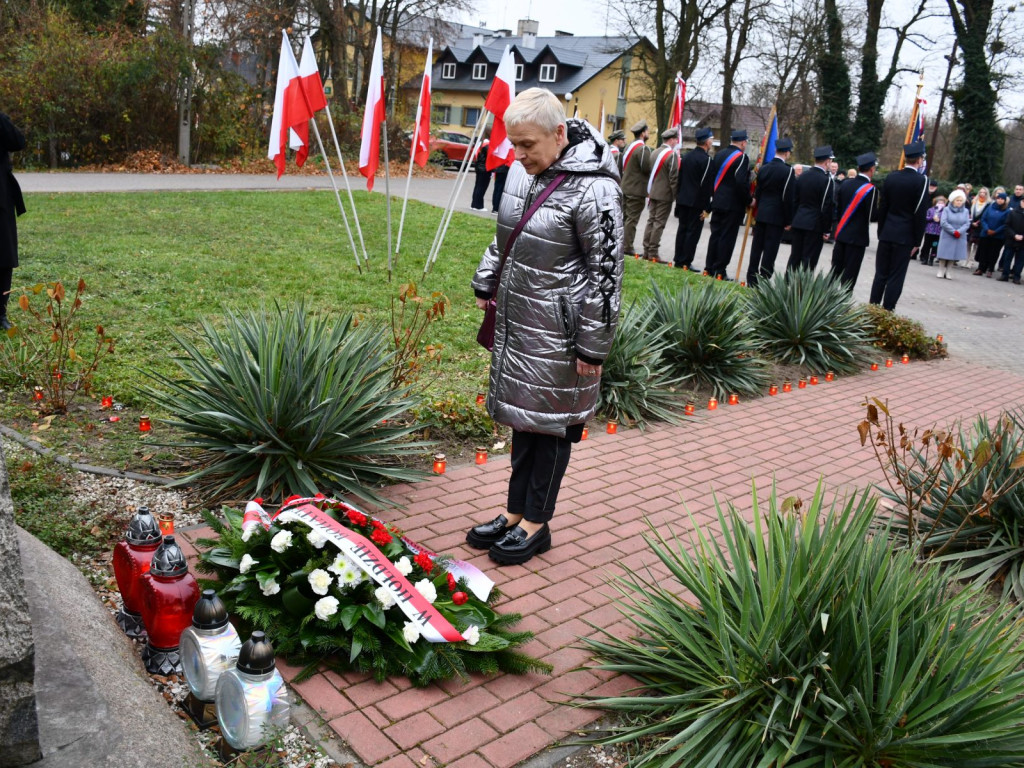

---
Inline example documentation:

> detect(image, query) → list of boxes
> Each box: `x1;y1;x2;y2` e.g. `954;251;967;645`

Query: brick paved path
183;359;1019;768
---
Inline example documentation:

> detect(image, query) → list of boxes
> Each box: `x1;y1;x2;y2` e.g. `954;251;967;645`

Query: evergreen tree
814;0;852;164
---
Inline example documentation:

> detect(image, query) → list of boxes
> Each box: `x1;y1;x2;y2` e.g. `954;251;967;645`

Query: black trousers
508;427;580;524
470;168;491;210
491;169;507;213
705;208;744;276
786;228;825;272
746;222;783;286
673;205;704;268
869;240;913;311
976;238;1002;273
830;242;867;289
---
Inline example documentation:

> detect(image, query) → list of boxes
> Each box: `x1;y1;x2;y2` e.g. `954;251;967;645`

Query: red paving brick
173;359;1024;766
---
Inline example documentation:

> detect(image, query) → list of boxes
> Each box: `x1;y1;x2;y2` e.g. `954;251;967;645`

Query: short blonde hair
504;88;566;134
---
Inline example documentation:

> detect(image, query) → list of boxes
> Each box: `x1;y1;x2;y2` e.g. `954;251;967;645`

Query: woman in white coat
936;189;971;279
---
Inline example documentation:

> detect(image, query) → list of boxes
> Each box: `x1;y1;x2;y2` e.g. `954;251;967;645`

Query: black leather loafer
488;524;551;565
466;514;511;549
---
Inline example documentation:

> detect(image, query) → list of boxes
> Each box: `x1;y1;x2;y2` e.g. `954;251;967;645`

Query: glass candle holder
936;334;943;343
158;512;175;536
139;415;152;432
870;362;879;371
809;375;819;385
606;419;618;434
33;386;43;401
684;401;695;416
768;385;778;396
798;378;807;389
885;358;894;368
728;393;739;405
825;371;835;382
475;392;485;405
782;381;792;393
101;395;114;409
432;453;446;474
901;354;910;364
707;397;718;410
475;447;488;465
581;427;588;440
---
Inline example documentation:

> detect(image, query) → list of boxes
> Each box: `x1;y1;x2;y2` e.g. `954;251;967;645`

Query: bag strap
491;171;569;295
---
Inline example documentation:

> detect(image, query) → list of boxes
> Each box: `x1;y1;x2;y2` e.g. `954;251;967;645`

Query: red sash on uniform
713;149;743;192
835;183;874;238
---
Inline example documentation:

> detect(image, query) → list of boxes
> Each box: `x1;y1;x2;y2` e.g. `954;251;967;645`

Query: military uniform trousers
869;241;914;311
746;222;784;286
705;209;745;276
673;205;704;268
623;194;646;255
643;199;673;262
787;229;826;272
830;242;867;289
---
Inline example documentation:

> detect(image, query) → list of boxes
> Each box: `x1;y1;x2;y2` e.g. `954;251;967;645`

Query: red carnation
253;497;264;505
347;509;368;526
313;492;326;500
282;494;302;505
414;552;434;573
371;528;392;546
452;591;469;606
447;573;457;592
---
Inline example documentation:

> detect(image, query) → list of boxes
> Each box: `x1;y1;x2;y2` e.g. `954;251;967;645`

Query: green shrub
648;280;769;397
412;392;494;442
144;303;432;508
597;301;687;428
746;270;870;374
863;303;946;359
580;486;1024;767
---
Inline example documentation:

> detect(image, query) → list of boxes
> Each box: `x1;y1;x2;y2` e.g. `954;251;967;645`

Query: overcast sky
458;0;610;37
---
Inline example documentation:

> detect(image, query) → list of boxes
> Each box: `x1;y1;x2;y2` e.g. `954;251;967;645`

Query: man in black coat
869;140;930;311
746;137;795;286
704;129;751;279
0;111;26;331
673;127;715;270
830;151;879;289
786;145;835;272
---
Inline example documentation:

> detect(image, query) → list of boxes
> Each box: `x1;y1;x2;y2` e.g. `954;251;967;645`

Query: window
515;63;524;81
539;63;557;82
441;62;455;79
618;72;628;99
433;105;451;124
472;62;488;80
463;107;481;127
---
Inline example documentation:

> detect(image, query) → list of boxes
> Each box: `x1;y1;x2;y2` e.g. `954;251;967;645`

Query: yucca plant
144;303;432;508
648;280;768;398
745;269;870;374
580;485;1024;768
597;300;687;428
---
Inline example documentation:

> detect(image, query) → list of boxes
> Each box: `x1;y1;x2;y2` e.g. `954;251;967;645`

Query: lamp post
215;631;291;757
112;507;163;638
180;589;242;728
139;535;201;675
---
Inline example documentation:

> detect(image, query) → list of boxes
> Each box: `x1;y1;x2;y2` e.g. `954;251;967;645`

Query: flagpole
395;108;420;258
382;119;393;281
734;104;776;282
323;101;370;263
312;117;361;272
899;72;925;170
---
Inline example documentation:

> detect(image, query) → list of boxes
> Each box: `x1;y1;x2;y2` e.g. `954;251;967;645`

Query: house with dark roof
413;19;657;140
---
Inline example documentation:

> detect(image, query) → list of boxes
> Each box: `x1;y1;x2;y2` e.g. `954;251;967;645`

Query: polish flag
290;36;328;167
669;73;686;134
484;46;516;171
267;31;312;178
412;39;433;166
359;27;386;190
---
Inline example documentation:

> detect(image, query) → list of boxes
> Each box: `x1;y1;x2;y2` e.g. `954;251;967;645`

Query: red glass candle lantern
728;393;740;405
475;447;488;465
885;358;894;368
782;380;792;393
684;401;695;416
768;385;778;396
139;415;152;432
606;419;618;434
101;395;114;409
715;274;723;281
139;535;201;674
581;427;588;440
798;377;807;389
936;334;943;343
432;453;446;474
809;375;820;386
475;392;485;405
707;397;718;410
901;354;910;364
32;386;43;401
825;371;835;382
870;362;879;371
158;512;175;536
112;506;163;638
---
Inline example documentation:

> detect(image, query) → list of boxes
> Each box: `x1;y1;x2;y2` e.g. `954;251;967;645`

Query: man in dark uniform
870;140;930;311
787;145;836;272
620;120;653;257
830;151;879;289
673;127;714;270
704;129;751;279
746;137;795;286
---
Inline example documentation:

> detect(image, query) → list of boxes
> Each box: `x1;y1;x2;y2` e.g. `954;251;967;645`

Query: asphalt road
18;169;1024;378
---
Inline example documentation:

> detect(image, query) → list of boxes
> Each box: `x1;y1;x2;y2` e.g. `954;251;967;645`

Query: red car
429;131;473;167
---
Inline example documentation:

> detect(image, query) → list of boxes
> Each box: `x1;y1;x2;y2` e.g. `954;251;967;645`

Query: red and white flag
359;27;386;190
412;39;433;167
289;35;328;167
484;46;516;171
268;31;312;178
669;73;686;135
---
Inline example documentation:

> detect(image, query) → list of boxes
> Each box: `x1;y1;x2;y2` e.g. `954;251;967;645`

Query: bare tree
717;0;769;140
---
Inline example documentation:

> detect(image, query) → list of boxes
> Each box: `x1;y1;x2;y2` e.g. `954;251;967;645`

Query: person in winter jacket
467;88;624;565
470;133;491;211
0;111;25;331
921;197;945;267
998;197;1024;284
974;191;1010;277
935;189;970;279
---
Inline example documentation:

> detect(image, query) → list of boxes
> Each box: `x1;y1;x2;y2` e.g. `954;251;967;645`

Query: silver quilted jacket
471;119;624;437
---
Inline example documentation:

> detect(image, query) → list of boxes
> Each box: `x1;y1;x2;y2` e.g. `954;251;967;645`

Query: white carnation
375;586;396;609
414;578;437;604
261;578;281;596
270;530;293;552
393;556;413;576
462;625;480;646
307;530;328;549
239;554;258;574
307;568;332;596
314;596;339;620
275;511;300;524
402;621;422;644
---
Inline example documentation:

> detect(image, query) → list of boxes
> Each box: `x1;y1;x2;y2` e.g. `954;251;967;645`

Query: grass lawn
2;188;697;473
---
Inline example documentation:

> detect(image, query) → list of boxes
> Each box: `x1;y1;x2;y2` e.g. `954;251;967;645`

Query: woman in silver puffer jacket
466;88;624;565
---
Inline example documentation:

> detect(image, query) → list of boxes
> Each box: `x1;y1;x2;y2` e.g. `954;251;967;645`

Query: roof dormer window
441;62;455;79
515;63;524;81
539;63;557;82
472;62;488;80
